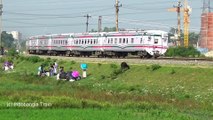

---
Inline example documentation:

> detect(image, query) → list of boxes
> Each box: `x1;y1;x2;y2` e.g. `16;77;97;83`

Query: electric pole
175;1;182;46
98;16;102;32
115;0;122;32
0;0;3;55
84;14;91;33
168;0;182;46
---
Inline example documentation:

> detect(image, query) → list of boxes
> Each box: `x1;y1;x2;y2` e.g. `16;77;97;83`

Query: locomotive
26;30;169;58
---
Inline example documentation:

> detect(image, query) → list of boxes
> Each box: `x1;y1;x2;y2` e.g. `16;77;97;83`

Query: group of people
38;62;81;82
2;61;14;71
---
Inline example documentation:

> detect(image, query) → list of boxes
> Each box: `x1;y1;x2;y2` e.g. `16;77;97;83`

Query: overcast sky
3;0;204;37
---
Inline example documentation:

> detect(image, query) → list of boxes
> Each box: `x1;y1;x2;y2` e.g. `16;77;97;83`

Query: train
26;30;169;58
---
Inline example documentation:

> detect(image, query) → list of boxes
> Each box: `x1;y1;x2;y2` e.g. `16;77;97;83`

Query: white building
7;31;22;41
7;31;22;50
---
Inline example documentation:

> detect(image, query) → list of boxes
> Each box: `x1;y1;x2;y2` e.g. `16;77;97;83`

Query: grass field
0;55;213;119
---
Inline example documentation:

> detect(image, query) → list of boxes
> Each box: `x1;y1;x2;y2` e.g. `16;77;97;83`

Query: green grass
0;108;206;120
0;55;213;119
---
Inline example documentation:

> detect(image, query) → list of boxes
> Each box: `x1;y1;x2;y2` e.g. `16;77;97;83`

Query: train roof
27;30;168;40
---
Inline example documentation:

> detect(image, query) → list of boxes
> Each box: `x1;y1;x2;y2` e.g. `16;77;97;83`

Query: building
7;31;22;50
7;31;22;41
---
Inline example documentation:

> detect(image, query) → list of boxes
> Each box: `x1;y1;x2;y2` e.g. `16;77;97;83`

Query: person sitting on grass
3;61;14;71
38;64;45;76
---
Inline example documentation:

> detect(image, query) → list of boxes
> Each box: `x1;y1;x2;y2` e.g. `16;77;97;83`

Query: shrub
110;69;123;79
151;64;161;71
97;63;102;67
110;64;118;69
170;69;176;74
165;46;200;57
70;60;76;65
6;48;18;57
100;75;106;80
27;56;43;63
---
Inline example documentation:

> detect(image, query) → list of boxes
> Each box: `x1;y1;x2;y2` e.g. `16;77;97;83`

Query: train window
148;36;151;41
111;38;113;44
76;40;79;44
82;40;84;44
79;40;81;44
126;38;128;44
131;38;134;43
123;38;125;43
87;40;90;44
115;38;117;44
90;40;92;44
119;38;122;43
108;38;110;44
154;39;158;44
95;39;98;44
65;40;68;45
84;40;86;44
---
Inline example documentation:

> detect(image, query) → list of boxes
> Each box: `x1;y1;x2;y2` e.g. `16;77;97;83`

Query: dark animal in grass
120;62;130;71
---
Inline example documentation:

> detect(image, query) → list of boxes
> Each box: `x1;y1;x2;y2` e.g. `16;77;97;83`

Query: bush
110;69;123;79
110;64;118;69
97;63;102;67
7;48;18;57
27;56;43;63
170;69;176;74
165;46;200;57
151;64;161;71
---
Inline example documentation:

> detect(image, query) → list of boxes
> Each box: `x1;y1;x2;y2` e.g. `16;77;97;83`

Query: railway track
26;54;213;67
157;57;213;62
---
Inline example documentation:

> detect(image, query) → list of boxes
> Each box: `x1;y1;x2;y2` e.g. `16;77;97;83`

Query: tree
1;31;15;49
169;28;199;46
103;27;116;32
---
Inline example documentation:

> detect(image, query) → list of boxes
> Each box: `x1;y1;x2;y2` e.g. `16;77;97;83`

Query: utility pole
0;0;3;55
175;1;182;46
98;16;102;32
84;14;91;33
168;0;182;46
115;0;122;32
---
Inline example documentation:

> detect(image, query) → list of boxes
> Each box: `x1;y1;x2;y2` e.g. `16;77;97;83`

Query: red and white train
26;30;169;58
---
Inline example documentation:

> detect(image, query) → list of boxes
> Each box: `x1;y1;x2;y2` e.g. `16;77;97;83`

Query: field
0;55;213;120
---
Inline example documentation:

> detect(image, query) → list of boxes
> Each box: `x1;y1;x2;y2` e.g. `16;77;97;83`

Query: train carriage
27;36;39;54
26;30;168;58
50;34;71;55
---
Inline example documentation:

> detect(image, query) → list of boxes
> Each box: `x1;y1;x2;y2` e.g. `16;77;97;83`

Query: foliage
1;31;15;49
110;63;118;69
169;28;199;46
103;27;116;32
151;64;161;71
165;46;200;57
6;48;19;57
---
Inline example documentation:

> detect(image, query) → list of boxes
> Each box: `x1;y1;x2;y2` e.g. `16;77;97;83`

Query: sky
2;0;205;38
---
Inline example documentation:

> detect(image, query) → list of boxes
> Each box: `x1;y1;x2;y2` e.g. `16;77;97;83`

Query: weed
151;64;161;71
170;69;176;74
100;75;106;80
97;63;102;67
110;64;118;69
70;61;76;65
